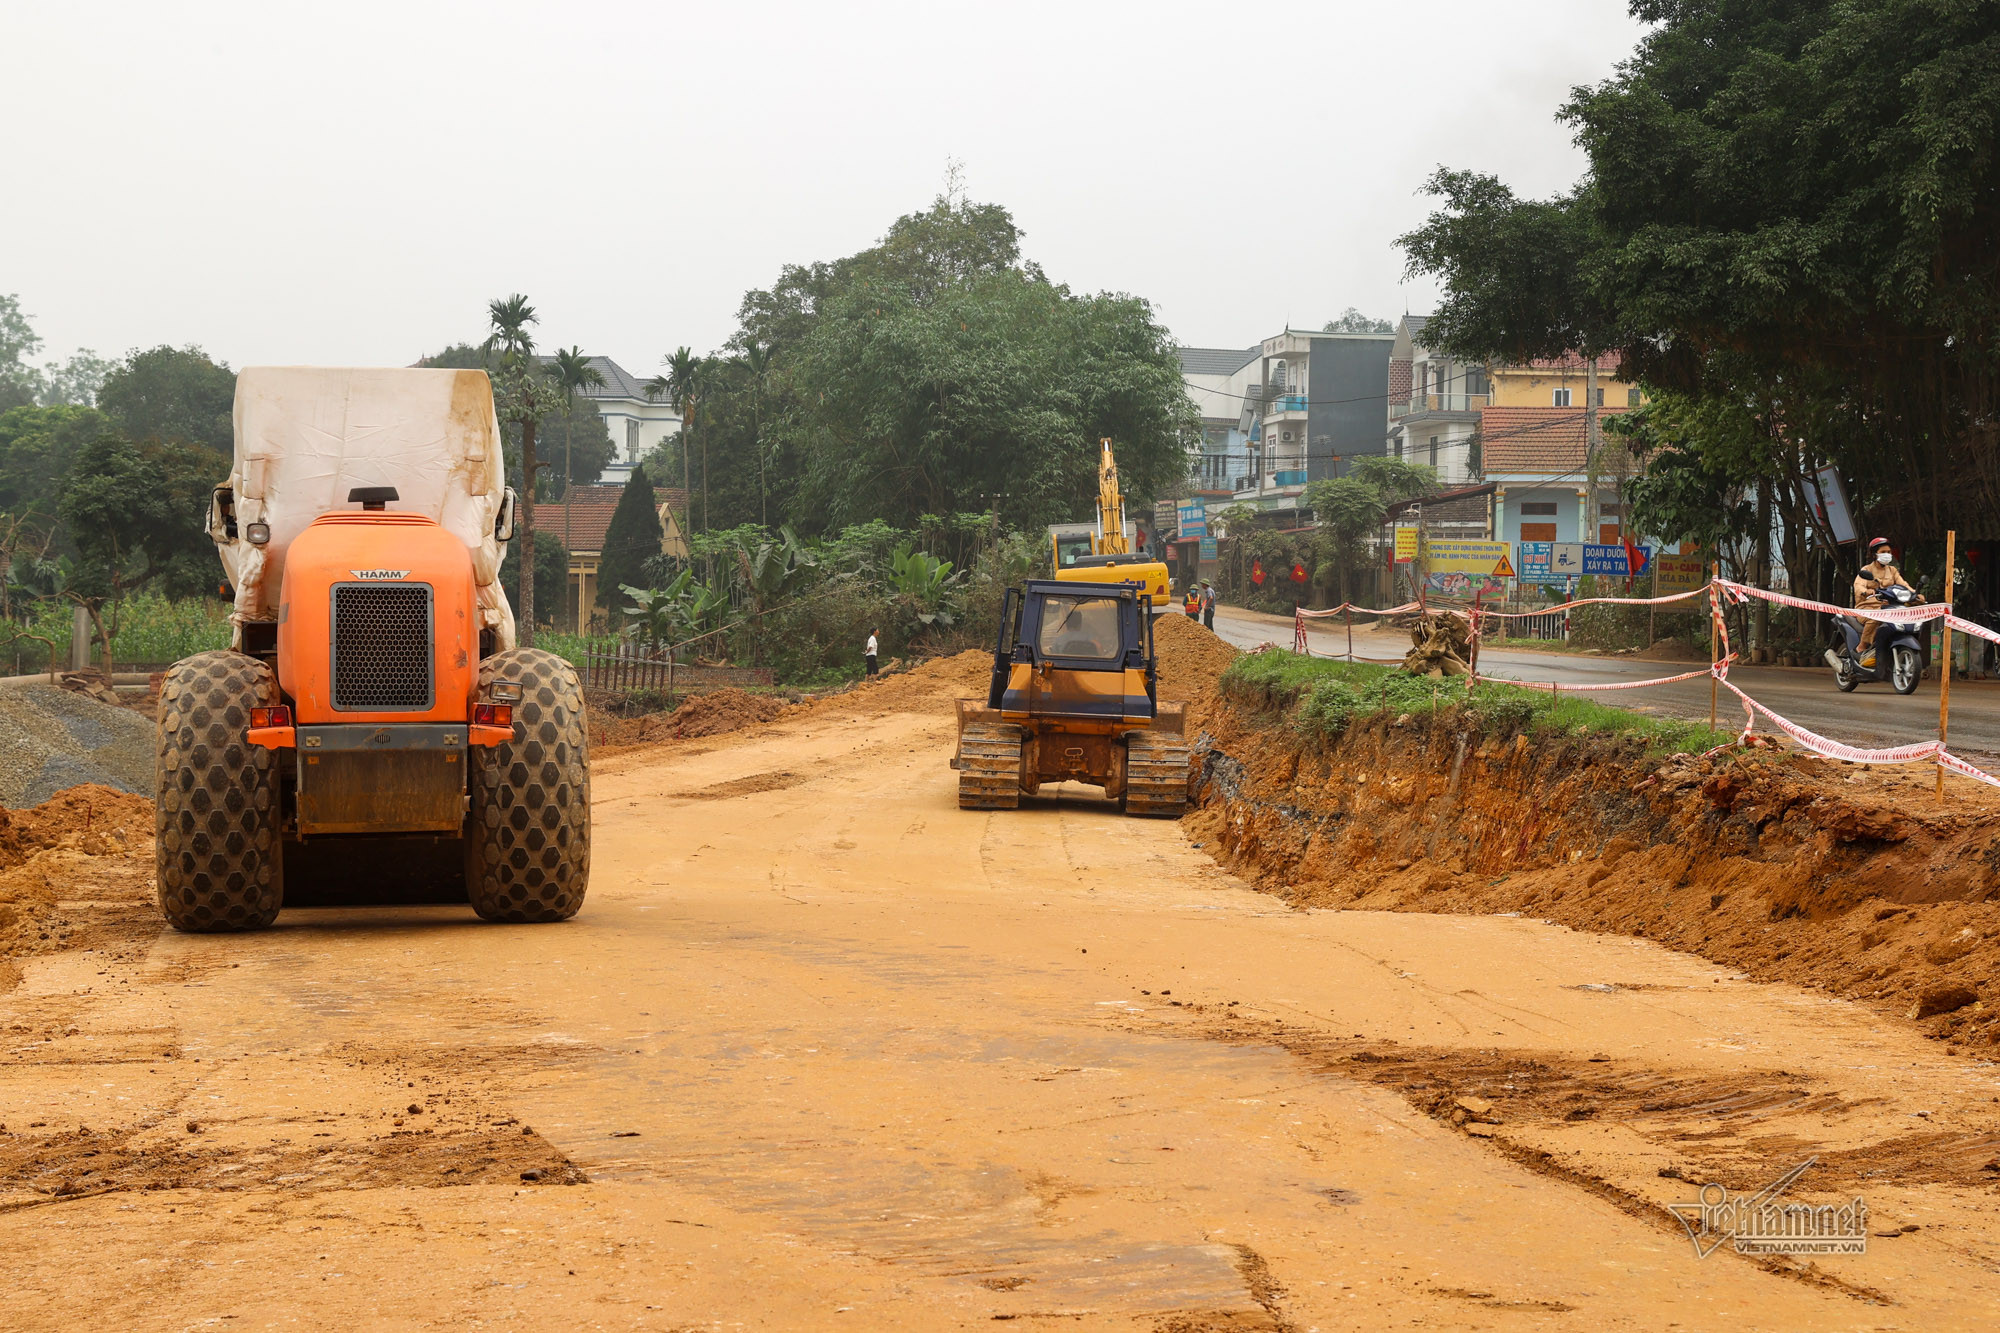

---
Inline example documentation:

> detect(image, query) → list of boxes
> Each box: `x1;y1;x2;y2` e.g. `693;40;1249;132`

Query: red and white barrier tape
1938;750;2000;791
1947;613;2000;646
1511;660;1730;694
1714;578;1948;626
1717;676;1944;764
1295;600;1424;619
1477;586;1709;618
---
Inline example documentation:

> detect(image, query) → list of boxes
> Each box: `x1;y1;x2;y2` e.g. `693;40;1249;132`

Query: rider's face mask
1878;551;1894;565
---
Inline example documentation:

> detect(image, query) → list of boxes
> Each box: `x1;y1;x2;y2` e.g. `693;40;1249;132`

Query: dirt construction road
7;673;2000;1329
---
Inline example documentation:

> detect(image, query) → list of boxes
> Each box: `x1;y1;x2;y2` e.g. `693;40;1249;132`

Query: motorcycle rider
1853;536;1912;669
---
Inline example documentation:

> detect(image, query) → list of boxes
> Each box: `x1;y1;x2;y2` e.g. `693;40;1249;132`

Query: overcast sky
4;1;1648;376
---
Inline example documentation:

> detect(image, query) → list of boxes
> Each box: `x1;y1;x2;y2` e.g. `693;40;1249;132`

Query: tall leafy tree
646;348;708;534
57;432;225;669
595;463;663;615
485;294;566;644
0;295;43;412
1401;0;2000;550
97;346;236;450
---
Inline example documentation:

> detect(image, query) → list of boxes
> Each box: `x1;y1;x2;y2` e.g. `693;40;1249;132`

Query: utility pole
1585;354;1599;541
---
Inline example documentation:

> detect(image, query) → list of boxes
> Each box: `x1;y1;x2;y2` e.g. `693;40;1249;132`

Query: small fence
581;642;772;695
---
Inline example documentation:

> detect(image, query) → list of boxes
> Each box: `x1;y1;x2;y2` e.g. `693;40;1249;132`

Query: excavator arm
1094;438;1129;555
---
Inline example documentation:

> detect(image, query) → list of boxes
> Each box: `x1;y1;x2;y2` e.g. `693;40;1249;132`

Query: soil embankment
1191;666;2000;1046
0;785;156;991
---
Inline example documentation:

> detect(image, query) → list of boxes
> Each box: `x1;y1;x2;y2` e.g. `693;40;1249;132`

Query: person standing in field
864;628;880;677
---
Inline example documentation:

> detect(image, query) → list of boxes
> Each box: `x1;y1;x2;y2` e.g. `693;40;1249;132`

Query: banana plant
889;546;962;626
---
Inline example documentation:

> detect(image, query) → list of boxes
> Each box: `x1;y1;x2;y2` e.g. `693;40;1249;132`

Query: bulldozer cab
986;580;1157;719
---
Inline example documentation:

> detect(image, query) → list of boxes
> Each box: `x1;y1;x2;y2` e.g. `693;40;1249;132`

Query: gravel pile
0;681;155;809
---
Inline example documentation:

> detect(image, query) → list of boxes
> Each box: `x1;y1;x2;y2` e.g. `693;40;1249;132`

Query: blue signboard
1518;541;1553;580
1178;503;1207;538
1581;543;1652;576
1199;536;1217;560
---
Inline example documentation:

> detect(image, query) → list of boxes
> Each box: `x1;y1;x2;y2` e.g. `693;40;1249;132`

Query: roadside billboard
1425;538;1512;575
1653;554;1706;595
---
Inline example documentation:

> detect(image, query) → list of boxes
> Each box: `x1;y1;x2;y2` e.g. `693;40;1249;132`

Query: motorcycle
1824;582;1928;695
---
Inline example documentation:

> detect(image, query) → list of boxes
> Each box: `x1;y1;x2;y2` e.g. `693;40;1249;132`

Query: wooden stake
1708;563;1720;732
1938;530;1956;803
1345;605;1353;661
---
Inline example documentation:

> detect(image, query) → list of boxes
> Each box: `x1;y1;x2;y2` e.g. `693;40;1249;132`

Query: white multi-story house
538;355;682;486
1178;345;1260;495
1385;315;1488;488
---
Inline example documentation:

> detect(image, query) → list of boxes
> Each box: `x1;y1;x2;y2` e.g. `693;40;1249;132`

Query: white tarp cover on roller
220;367;517;648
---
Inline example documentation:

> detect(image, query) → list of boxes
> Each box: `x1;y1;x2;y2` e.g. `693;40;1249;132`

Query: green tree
57;433;225;670
1400;0;2000;547
97;346;236;450
1305;478;1386;604
595;463;664;615
646;348;709;535
484;295;568;646
1349;456;1439;503
0;295;42;411
742;338;773;528
499;531;567;632
708;190;1195;537
0;405;115;536
1323;308;1392;334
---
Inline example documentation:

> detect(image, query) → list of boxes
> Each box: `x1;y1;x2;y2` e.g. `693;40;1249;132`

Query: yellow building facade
1488;354;1643;410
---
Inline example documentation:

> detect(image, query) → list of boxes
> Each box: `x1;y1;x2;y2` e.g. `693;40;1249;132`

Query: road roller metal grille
331;583;434;710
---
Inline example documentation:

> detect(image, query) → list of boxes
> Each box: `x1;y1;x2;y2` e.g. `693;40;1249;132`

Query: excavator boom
1094;438;1129;556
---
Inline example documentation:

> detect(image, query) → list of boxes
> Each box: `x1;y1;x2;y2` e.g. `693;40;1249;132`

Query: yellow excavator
1049;439;1171;610
950;578;1191;816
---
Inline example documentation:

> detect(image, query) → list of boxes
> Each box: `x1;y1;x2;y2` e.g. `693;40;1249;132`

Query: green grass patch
3;593;233;672
1220;649;1730;754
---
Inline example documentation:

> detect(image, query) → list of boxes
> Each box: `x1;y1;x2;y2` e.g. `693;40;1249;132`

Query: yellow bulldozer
951;578;1191;816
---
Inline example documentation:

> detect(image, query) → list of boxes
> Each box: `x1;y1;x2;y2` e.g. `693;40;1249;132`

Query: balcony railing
1389;391;1490;420
1262;393;1308;417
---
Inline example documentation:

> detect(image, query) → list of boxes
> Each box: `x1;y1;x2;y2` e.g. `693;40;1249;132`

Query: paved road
1209;605;2000;763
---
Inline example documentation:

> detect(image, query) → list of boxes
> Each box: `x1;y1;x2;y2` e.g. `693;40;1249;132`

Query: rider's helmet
1867;536;1893;554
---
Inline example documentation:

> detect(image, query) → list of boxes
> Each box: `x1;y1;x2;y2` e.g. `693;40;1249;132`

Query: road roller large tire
155;650;285;932
957;723;1024;810
1123;730;1191;818
466;648;590;922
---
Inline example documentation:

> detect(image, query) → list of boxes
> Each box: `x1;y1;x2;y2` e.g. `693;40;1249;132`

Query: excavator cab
953;580;1188;816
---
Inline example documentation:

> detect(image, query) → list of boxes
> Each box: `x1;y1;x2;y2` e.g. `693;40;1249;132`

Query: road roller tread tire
155;650;285;932
958;723;1024;810
466;648;590;923
1123;731;1191;818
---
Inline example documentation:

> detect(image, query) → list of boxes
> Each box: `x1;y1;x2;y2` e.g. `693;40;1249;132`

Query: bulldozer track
957;723;1024;810
1123;732;1191;818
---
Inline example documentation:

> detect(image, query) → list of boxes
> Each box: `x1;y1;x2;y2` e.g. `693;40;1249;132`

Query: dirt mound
1153;613;1237;729
1192;695;2000;1047
815;649;995;715
0;784;151;871
1;784;156;991
597;689;791;750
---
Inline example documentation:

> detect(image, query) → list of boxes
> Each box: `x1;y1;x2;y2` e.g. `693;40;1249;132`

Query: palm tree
484;294;555;644
484;294;536;366
550;346;605;631
742;339;773;529
645;347;705;542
